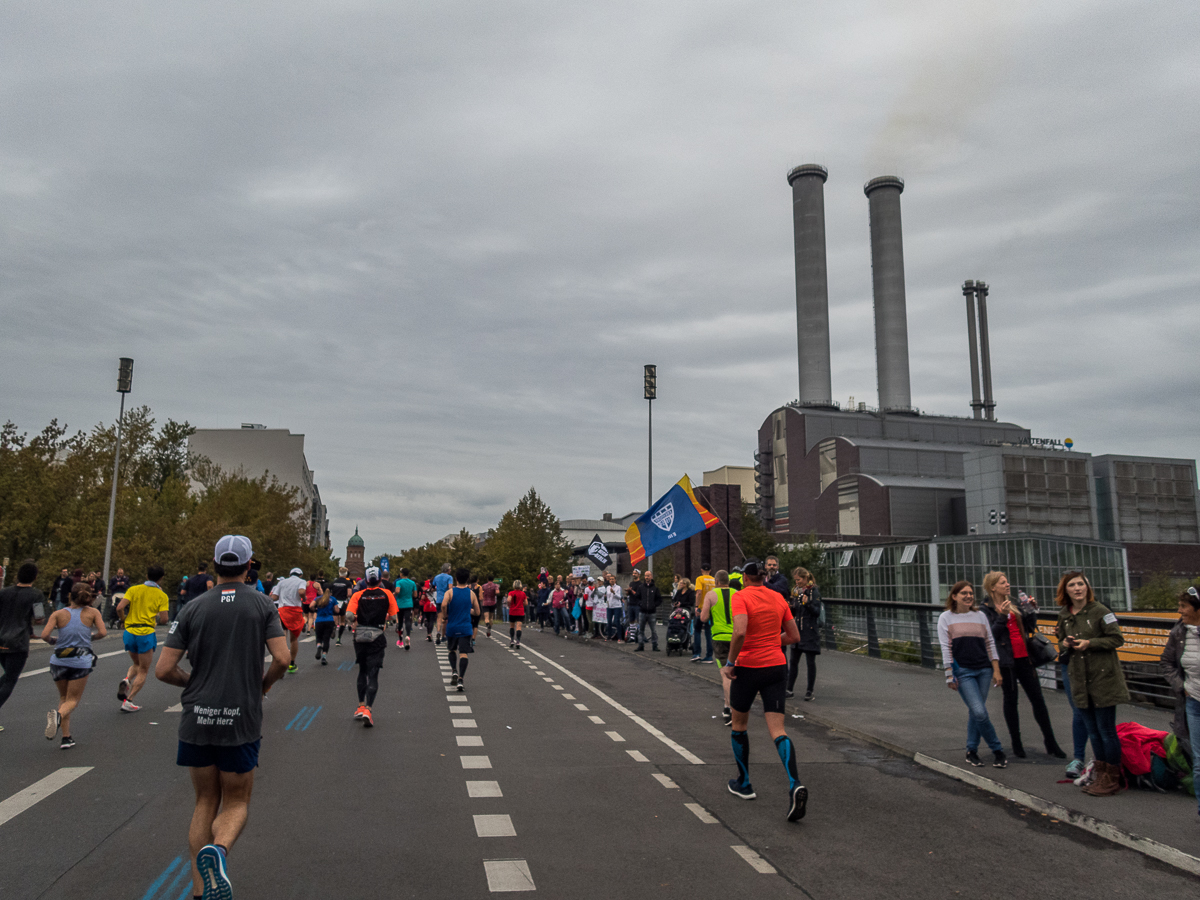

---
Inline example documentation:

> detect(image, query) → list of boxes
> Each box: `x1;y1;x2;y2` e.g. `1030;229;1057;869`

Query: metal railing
821;598;1179;707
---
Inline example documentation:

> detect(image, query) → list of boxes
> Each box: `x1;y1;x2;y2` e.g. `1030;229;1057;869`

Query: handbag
1026;632;1058;667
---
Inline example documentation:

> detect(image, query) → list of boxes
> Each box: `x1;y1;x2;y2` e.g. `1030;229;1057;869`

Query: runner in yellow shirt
692;565;717;662
116;564;170;712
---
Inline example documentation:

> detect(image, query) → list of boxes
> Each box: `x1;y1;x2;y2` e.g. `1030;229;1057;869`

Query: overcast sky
2;0;1197;555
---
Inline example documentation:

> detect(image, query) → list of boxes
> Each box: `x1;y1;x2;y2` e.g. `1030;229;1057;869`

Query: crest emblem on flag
651;502;675;532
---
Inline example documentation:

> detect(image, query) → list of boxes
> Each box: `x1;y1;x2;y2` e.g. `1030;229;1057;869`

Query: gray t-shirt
165;581;285;747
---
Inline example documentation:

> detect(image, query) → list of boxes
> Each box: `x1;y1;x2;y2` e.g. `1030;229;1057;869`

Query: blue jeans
1077;704;1121;766
553;608;570;635
1059;664;1090;762
692;616;713;659
953;664;1003;753
636;611;658;648
607;608;623;639
1186;696;1200;815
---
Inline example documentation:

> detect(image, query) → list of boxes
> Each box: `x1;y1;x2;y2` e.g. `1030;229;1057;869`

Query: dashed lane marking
448;697;468;703
588;716;605;725
561;694;575;700
165;703;183;713
685;803;719;824
452;706;473;714
731;845;776;874
0;767;92;827
551;685;563;691
652;774;678;789
605;731;625;742
453;719;478;728
458;736;484;747
474;814;517;837
627;750;649;762
467;780;503;798
512;640;704;764
483;859;535;892
573;703;589;711
461;755;492;769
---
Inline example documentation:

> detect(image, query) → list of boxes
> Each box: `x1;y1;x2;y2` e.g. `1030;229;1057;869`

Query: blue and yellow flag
625;475;720;567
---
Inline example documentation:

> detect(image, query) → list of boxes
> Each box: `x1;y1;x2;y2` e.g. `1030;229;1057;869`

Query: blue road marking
140;854;181;900
337;660;353;671
161;859;191;900
285;706;310;731
173;878;194;900
301;706;322;731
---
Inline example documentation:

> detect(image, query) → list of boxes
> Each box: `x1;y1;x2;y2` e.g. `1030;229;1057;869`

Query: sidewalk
568;627;1200;873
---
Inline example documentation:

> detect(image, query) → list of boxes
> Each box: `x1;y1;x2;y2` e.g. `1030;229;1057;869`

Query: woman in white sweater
938;580;1006;769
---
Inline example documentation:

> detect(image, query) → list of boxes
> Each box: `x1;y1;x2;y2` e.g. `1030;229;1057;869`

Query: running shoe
404;638;410;650
722;707;732;727
456;681;465;693
335;639;342;646
727;779;756;800
315;647;322;660
690;656;701;662
45;710;60;739
118;678;130;702
60;736;76;750
196;844;232;900
362;708;374;728
450;673;459;686
965;750;984;767
320;655;328;666
785;689;795;698
1065;759;1085;779
786;784;808;822
804;691;814;702
702;658;714;664
992;750;1007;769
353;705;366;720
120;700;141;713
287;664;297;674
509;642;515;649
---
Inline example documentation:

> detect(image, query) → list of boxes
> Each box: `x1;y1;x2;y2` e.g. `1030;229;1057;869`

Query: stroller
665;606;692;656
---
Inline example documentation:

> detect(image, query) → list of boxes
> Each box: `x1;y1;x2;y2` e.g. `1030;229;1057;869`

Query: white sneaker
120;700;141;713
45;710;60;739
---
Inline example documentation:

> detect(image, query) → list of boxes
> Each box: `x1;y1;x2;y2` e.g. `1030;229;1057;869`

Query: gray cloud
2;0;1197;554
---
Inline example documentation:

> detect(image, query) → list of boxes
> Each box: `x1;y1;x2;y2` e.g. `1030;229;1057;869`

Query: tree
738;500;777;562
448;528;485;577
483;488;571;588
777;533;838;595
1134;571;1200;611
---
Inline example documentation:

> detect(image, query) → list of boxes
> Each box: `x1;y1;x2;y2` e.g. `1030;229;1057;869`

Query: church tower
346;527;365;581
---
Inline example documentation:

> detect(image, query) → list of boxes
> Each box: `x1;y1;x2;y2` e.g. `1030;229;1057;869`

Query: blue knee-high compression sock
731;730;751;788
774;734;801;791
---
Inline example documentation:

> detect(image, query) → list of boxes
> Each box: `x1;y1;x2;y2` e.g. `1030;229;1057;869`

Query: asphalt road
1;624;1195;899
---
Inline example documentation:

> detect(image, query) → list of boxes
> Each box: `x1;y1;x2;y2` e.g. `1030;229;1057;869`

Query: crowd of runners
3;534;1199;898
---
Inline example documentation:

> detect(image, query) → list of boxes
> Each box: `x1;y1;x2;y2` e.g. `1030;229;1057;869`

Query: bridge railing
821;598;1178;707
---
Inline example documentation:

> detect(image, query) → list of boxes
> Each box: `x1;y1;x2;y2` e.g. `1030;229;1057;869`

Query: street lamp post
101;358;134;598
643;364;656;575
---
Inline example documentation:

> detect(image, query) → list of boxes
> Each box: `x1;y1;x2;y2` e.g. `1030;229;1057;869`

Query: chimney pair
962;280;996;420
787;167;914;414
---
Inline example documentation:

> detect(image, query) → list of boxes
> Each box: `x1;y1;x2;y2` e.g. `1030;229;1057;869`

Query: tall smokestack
975;280;996;421
864;175;913;413
962;280;983;419
787;164;833;407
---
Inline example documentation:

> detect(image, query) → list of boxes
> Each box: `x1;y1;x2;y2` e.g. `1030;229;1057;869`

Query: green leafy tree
1134;571;1200;611
448;528;486;577
397;541;451;586
483;488;571;588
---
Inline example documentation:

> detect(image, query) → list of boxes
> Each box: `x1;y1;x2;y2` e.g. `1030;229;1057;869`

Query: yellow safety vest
709;587;735;641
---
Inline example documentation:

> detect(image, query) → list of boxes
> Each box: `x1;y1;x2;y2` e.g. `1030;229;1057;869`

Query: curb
584;634;1200;878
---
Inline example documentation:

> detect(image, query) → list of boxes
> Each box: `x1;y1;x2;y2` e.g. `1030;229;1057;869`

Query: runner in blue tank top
441;568;480;692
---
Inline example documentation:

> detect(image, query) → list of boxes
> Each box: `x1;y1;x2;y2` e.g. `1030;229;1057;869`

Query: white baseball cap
214;535;253;566
289;567;304;576
365;566;381;583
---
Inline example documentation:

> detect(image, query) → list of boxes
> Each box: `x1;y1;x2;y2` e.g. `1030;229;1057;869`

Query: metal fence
821;598;1178;707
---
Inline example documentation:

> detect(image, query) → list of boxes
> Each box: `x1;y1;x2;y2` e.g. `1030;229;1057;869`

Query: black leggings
355;646;384;706
1000;657;1058;750
0;651;28;710
396;609;412;637
315;621;334;653
787;646;817;693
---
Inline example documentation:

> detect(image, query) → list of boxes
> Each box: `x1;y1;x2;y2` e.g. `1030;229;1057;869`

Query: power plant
752;165;1199;604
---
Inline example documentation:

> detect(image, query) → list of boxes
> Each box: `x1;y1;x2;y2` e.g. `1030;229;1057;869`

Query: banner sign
586;535;611;570
379;556;389;573
624;475;719;567
571;565;590;579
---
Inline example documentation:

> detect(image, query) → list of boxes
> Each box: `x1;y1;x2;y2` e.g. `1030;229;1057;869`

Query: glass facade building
827;532;1130;610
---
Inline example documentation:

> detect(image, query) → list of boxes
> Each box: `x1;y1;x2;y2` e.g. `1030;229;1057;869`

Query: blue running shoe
727;778;756;800
197;844;232;900
787;784;808;821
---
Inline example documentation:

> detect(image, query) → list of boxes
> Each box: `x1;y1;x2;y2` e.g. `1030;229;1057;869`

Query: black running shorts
446;634;473;653
508;614;524;623
729;664;787;714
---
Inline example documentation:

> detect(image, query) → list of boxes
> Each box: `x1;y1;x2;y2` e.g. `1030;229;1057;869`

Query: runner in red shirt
505;581;527;649
725;559;807;821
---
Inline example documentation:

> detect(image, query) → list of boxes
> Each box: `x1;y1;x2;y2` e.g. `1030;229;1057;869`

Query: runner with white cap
345;566;397;727
270;566;307;674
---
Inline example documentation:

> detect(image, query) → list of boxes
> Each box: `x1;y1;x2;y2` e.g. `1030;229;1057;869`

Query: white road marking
165;703;183;713
551;685;563;691
685;803;719;824
0;767;92;827
731;845;776;874
448;696;469;703
652;774;678;789
445;686;458;692
588;716;605;725
561;694;575;700
542;677;554;682
534;670;545;675
605;731;625;742
474;814;517;837
22;646;126;678
443;678;452;683
627;750;649;762
457;736;484;747
461;755;492;769
483;859;535;892
467;780;503;798
573;703;589;711
454;706;473;714
512;640;704;765
453;719;478;728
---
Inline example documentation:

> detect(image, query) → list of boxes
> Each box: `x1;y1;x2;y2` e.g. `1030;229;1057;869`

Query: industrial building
746;164;1198;600
188;425;331;549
